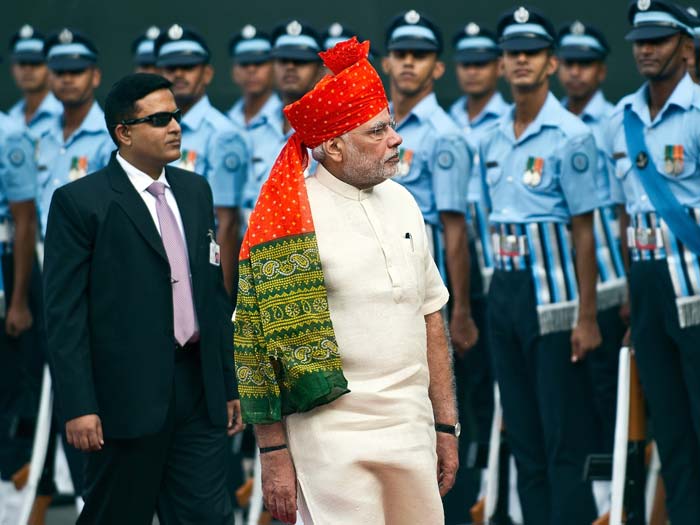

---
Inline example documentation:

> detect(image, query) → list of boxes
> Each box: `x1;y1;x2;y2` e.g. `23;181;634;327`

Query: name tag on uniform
208;229;220;266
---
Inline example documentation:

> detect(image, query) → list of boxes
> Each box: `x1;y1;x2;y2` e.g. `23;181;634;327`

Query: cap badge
19;24;34;39
466;22;480;36
571;21;586;36
58;29;73;44
405;10;421;25
688;6;698;17
514;7;530;24
146;26;160;40
637;0;651;12
168;24;184;40
329;23;343;37
287;20;302;36
241;24;257;39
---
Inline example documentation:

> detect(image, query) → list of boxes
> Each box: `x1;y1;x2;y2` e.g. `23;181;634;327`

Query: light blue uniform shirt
228;94;288;209
0;112;37;221
8;92;63;141
37;101;113;236
562;90;620;205
392;93;472;226
606;73;700;216
449;92;510;203
480;92;602;224
175;95;249;209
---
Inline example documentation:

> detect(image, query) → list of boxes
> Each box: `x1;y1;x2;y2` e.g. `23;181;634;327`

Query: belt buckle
499;234;520;257
635;227;657;251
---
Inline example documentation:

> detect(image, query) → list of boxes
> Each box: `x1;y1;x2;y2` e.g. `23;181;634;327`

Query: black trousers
0;254;46;481
77;349;232;525
488;269;598;525
587;305;625;453
629;259;700;525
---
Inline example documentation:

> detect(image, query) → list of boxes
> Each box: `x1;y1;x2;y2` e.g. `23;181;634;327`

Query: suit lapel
107;156;168;263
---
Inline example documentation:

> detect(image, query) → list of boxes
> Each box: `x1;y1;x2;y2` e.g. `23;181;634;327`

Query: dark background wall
2;0;647;112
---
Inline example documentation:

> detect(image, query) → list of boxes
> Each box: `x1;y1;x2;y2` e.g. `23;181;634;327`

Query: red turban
240;37;388;258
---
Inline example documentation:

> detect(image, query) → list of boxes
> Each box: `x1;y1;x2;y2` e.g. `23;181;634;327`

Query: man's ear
203;64;214;86
381;56;391;75
432;60;445;80
324;137;345;163
115;124;132;148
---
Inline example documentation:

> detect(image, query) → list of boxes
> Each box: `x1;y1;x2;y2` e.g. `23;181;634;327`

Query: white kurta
285;165;450;525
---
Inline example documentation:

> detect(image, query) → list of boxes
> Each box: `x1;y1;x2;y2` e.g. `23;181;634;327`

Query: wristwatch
435;422;461;437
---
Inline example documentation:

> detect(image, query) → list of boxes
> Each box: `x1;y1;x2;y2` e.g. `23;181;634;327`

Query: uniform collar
629;73;697;126
116;151;167;193
561;90;609;123
467;91;509;127
395;92;439;126
256;93;283;126
181;95;212;131
9;92;63;124
500;91;561;144
46;100;104;142
314;162;375;201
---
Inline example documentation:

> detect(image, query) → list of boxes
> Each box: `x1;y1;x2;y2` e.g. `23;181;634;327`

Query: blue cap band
47;43;96;59
560;34;605;51
390;25;437;43
274;34;319;50
14;39;44;53
137;40;155;56
324;37;348;49
159;40;208;57
234;39;272;55
633;11;691;33
502;23;551;39
457;37;498;50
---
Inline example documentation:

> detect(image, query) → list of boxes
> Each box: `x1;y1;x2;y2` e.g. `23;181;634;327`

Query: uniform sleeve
96;135;115;171
431;133;471;216
1;129;37;202
207;129;250;208
559;132;605;216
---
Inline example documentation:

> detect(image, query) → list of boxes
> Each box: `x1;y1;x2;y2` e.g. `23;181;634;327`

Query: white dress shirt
116;152;186;240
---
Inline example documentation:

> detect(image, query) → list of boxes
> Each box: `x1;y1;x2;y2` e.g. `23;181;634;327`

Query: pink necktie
146;181;197;346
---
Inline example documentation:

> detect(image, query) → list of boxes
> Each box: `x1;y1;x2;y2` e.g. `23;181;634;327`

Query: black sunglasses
119;109;182;128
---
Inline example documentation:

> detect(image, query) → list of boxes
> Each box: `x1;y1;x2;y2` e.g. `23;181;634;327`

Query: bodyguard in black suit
43;73;244;524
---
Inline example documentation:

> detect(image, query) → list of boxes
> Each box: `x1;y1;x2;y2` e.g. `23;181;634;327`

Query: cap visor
48;56;95;71
387;38;440;52
234;51;272;65
156;53;208;67
270;47;320;62
625;26;681;42
11;51;45;64
499;37;553;52
453;49;500;64
134;53;157;66
557;48;605;61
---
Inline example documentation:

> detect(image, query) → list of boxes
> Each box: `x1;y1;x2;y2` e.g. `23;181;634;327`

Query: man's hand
260;448;297;524
65;414;103;452
5;302;33;338
227;399;245;436
450;306;479;356
436;432;459;497
570;317;602;363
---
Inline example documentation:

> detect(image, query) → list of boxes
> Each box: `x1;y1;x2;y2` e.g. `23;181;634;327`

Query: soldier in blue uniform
448;23;509;511
480;7;604;524
0;113;43;521
556;21;626;484
382;9;477;353
606;2;700;523
38;29;113;240
239;20;323;217
156;24;250;295
227;25;279;130
131;26;161;74
7;25;62;139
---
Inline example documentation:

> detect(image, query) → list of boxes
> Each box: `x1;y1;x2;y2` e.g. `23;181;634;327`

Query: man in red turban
234;37;458;524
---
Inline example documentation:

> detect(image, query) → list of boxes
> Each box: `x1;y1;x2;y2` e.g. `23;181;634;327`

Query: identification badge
208;229;220;266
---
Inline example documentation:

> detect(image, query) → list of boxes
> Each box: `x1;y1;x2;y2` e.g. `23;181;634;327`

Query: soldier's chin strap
654;32;685;80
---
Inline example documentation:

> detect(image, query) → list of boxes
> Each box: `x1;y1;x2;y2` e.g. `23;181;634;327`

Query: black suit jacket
43;155;236;439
